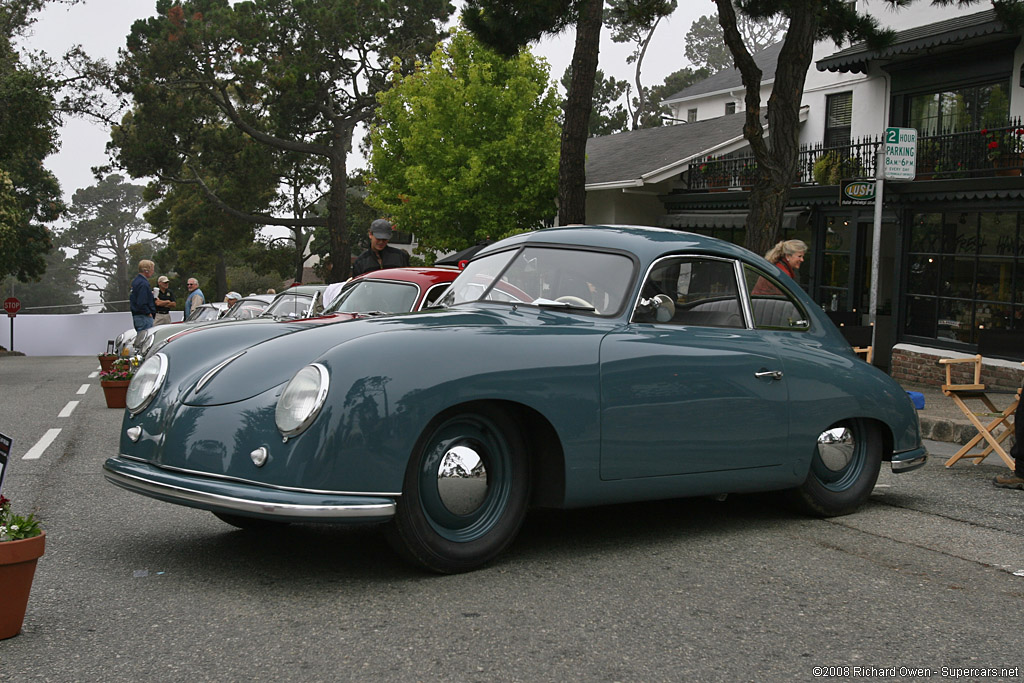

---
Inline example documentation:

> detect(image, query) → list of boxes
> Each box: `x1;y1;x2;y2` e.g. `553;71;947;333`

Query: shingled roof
661;42;783;103
585;112;747;188
816;10;1010;74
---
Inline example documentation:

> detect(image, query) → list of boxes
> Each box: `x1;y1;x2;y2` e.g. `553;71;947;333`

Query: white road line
88;371;99;378
23;428;61;460
77;384;90;394
58;401;79;417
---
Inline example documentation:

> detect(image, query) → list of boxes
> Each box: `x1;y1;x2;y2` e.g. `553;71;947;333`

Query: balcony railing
685;118;1024;191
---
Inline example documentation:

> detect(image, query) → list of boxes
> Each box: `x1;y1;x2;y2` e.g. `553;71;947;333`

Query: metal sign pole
8;315;12;353
869;145;885;352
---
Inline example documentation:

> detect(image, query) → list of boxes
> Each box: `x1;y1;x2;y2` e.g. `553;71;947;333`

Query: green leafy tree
714;0;1022;256
0;12;60;282
463;0;604;225
562;67;628;136
685;10;787;74
1;246;85;314
604;0;676;130
369;28;560;256
109;0;454;283
57;175;149;312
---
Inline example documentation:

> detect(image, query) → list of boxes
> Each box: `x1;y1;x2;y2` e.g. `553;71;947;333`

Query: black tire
788;418;882;517
213;512;289;531
387;406;531;574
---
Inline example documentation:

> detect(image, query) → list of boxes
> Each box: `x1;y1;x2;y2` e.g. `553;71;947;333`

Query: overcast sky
24;0;706;205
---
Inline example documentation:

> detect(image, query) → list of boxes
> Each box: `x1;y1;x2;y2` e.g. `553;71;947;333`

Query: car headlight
126;353;168;416
275;363;329;438
138;331;156;357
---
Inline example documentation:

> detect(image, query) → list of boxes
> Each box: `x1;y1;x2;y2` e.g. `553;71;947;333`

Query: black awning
816;10;1010;74
660;210;807;230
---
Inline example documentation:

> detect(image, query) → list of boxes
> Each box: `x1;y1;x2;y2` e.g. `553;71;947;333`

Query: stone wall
891;344;1024;391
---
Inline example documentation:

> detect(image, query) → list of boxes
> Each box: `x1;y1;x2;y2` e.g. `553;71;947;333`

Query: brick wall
891;344;1024;391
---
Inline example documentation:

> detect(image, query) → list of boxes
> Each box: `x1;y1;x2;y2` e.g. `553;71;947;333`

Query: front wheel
787;419;882;517
387;406;531;573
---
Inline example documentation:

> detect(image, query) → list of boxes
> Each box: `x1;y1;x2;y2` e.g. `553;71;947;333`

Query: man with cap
224;291;241;308
154;275;176;326
351;219;410;277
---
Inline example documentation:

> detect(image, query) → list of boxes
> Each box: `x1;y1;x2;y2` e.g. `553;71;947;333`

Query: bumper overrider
103;456;397;523
890;446;928;473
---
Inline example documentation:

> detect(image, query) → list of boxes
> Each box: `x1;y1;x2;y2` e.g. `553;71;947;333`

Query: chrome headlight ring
126;352;168;416
275;363;330;438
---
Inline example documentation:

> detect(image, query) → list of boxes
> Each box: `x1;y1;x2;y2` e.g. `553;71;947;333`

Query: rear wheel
388;406;530;573
788;419;882;517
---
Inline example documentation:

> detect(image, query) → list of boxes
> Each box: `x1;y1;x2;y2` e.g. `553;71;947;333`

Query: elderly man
351;219;410;277
129;260;157;332
154;275;176;325
224;291;241;308
183;277;205;319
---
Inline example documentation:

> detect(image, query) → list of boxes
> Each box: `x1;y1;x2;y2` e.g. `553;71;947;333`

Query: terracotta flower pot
0;531;45;639
98;354;117;373
101;380;131;409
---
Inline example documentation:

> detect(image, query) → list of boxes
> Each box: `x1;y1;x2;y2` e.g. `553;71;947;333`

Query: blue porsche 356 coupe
104;226;926;573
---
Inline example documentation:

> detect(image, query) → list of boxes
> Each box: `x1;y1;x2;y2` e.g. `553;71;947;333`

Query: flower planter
101;380;130;409
97;354;118;373
0;532;45;639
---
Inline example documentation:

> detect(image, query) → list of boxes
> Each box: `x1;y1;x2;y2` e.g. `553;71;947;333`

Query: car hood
179;308;518;406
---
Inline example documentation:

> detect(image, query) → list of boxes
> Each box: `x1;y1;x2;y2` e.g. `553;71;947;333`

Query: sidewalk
901;381;1018;448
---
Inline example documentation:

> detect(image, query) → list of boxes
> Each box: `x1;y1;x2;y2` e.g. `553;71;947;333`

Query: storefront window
904;210;1023;345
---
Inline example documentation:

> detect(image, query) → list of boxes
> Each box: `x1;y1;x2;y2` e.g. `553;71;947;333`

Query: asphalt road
1;355;1022;682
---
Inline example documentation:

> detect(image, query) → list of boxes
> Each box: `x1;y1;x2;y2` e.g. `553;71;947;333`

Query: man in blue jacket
129;260;157;332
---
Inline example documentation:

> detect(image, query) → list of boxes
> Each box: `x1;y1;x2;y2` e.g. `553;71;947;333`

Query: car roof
278;285;326;297
349;267;461;286
474;225;762;267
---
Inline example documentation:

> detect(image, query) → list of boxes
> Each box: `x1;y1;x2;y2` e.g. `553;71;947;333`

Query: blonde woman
753;239;807;295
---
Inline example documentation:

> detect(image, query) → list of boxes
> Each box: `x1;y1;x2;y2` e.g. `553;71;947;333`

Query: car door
599;255;792;479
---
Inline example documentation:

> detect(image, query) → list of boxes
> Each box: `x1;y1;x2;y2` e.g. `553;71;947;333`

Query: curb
919;414;1018;448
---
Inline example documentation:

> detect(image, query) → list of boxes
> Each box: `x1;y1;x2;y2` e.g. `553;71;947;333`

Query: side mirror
636;293;675;323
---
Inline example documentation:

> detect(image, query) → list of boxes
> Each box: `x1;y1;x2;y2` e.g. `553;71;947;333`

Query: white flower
10;525;19;532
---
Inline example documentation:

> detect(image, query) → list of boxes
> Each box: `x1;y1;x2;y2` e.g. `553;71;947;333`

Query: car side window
635;257;744;328
742;265;810;330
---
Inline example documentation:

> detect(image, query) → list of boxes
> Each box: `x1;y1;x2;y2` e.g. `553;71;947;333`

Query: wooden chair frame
938;356;1021;470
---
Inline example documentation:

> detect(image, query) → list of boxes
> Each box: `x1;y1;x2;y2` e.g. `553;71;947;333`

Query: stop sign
4;297;20;317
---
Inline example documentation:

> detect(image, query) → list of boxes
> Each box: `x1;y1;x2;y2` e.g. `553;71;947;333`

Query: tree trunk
558;0;603;226
326;126;353;283
216;253;228;299
715;0;818;257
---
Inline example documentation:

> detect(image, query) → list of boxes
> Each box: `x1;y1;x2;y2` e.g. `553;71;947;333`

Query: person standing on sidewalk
183;278;205;319
129;260;157;332
154;275;176;325
993;399;1023;489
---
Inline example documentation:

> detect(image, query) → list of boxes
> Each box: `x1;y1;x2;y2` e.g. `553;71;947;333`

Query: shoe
993;473;1024;489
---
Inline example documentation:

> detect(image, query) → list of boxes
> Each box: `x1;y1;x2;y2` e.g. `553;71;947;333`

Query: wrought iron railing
685;118;1024;190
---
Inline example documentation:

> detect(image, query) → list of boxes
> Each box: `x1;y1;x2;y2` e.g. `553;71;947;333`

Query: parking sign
884;127;917;180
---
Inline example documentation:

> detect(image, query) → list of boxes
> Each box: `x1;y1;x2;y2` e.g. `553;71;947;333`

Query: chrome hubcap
817;426;855;471
436;444;488;515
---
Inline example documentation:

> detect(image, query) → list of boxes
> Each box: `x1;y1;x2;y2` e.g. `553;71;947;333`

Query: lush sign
841;179;876;206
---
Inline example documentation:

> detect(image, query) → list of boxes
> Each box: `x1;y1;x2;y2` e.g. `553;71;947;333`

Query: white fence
2;312;184;356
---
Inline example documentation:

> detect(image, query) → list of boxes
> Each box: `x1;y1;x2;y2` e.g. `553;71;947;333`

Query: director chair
938;352;1022;470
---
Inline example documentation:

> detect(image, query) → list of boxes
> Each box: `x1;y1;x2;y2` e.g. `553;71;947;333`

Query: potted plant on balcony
100;357;137;409
0;494;44;639
738;163;757;189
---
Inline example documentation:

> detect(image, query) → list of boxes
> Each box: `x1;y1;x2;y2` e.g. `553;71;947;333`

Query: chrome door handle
755;370;783;380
